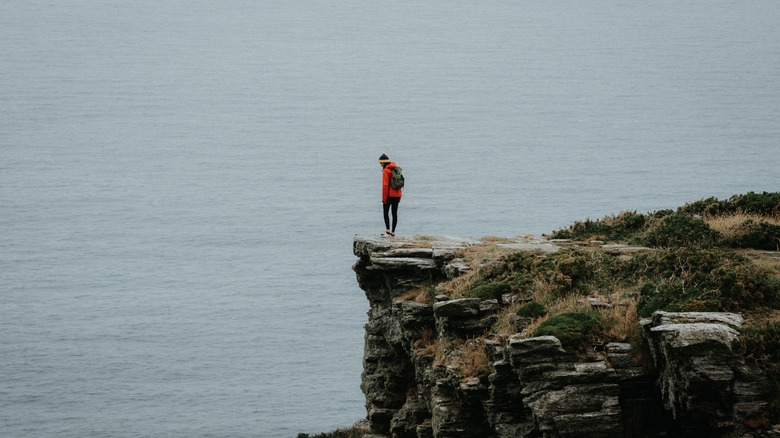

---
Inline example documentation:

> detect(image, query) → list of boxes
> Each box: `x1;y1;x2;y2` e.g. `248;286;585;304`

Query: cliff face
352;234;778;438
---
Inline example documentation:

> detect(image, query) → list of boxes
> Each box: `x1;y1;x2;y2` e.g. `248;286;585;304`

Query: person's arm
382;168;390;203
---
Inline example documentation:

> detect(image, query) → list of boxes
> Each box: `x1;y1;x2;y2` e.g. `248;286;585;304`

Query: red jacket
382;162;402;202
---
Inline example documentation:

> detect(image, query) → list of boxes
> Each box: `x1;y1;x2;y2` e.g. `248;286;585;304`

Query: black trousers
383;196;400;232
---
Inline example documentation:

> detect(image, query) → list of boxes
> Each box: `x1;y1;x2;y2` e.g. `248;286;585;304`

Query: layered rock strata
352;234;778;438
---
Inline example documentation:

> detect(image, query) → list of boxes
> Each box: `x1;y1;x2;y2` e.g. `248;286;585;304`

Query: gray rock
389;398;430;438
509;336;573;380
368;256;438;270
479;299;500;313
511;314;534;331
649;322;739;349
497;241;560;253
651;310;744;328
577;296;613;309
642;311;775;436
415;420;434;438
376;247;435;258
432;247;457;265
433;298;481;317
443;259;470;279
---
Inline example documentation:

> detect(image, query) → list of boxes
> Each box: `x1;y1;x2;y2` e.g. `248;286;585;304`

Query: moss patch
533;312;603;351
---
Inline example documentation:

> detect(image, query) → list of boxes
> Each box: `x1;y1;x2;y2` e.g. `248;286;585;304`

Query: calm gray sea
1;1;778;437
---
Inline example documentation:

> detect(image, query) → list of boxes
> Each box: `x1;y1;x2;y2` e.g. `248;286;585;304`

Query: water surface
1;1;778;437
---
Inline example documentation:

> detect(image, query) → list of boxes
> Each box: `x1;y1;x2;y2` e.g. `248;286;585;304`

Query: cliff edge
352;234;779;438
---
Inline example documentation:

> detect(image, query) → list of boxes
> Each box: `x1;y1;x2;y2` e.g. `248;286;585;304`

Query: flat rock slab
373;248;435;258
433;298;481;317
355;234;567;258
497;240;559;253
651;310;743;328
650;323;740;348
354;234;481;258
368;256;438;270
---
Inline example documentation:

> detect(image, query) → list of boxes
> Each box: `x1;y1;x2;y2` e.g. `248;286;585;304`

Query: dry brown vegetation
704;212;780;237
396;289;422;302
455;243;523;270
413;327;436;351
492;302;522;335
430;337;490;379
479;236;515;243
411;234;436;241
455;338;490;377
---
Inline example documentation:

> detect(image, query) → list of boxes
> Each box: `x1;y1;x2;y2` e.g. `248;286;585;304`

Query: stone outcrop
642;311;777;437
352;234;779;438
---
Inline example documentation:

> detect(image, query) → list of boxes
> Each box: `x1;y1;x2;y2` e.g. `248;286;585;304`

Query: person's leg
390;197;400;233
383;202;391;232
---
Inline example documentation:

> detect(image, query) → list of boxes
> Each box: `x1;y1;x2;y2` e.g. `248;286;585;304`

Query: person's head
379;153;390;168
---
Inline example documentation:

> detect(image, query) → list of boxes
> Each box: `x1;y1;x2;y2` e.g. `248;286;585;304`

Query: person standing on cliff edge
379;153;402;237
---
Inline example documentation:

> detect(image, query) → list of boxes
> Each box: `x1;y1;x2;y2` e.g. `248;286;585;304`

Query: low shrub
632;247;780;317
550;192;780;251
638;214;720;248
637;282;720;317
516;301;548;318
474;248;625;297
466;281;512;301
678;192;780;217
725;220;780;251
734;321;780;364
533;311;602;351
475;251;537;293
550;211;650;243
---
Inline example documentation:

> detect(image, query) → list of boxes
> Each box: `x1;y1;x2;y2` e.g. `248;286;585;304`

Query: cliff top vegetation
397;192;780;381
549;191;780;251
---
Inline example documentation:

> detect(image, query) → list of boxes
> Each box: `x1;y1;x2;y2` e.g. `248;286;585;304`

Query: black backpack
390;166;404;190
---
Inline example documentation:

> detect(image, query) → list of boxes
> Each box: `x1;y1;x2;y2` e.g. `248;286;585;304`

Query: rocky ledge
352;234;779;438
